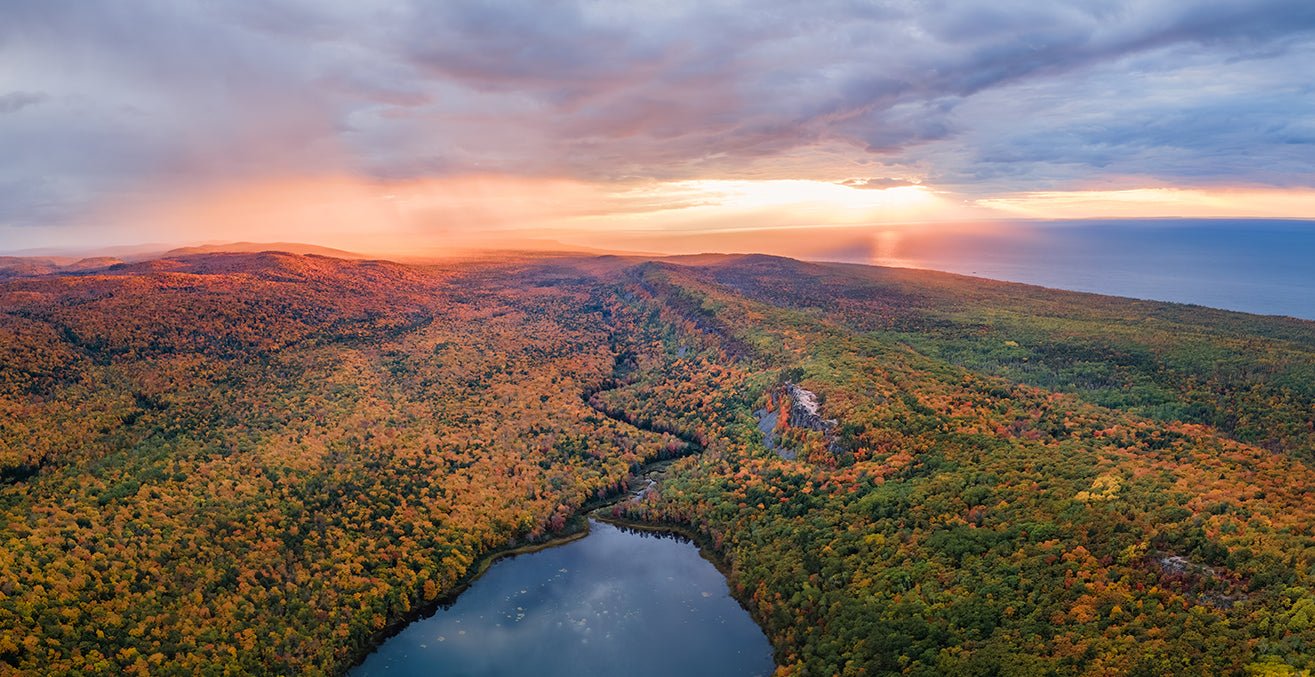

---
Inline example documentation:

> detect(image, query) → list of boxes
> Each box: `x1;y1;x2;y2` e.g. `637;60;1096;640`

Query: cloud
976;187;1315;219
0;178;86;227
919;39;1315;191
2;0;1314;241
840;178;920;190
0;91;46;114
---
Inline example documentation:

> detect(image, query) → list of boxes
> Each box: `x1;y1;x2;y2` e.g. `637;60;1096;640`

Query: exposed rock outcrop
754;382;839;460
779;383;837;433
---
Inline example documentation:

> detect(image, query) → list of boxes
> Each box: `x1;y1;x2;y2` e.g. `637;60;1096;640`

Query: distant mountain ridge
0;242;368;279
160;242;367;259
0;255;125;278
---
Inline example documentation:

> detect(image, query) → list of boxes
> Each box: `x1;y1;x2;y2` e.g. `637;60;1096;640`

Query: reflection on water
870;219;1315;320
599;218;1314;319
352;520;774;677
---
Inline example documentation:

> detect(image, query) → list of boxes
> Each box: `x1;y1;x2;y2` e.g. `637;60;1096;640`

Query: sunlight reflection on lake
351;520;774;677
869;220;1315;319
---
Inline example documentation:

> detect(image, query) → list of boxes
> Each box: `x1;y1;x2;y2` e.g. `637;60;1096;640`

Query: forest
1;251;1313;675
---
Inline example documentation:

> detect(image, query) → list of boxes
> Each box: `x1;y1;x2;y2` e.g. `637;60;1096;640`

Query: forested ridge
2;251;1313;675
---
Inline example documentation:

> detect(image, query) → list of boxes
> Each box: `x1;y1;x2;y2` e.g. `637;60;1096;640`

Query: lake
868;219;1315;320
351;520;775;677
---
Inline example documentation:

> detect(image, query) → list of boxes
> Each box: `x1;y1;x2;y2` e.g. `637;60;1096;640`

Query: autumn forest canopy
1;251;1315;675
6;1;1315;674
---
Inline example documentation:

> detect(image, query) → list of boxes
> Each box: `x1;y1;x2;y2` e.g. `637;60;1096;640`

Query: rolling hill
1;251;1313;675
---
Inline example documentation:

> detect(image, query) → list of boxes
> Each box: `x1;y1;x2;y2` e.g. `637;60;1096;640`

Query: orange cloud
90;174;1315;259
103;175;992;254
976;187;1315;219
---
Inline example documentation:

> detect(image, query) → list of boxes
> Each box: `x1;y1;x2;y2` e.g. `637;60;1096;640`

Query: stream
350;350;775;675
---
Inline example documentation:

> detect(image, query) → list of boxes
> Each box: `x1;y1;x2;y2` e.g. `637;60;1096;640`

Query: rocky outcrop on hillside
780;383;837;433
754;383;839;460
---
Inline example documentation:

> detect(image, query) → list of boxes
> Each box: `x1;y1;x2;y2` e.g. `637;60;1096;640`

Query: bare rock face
781;383;837;433
755;383;841;460
752;407;793;460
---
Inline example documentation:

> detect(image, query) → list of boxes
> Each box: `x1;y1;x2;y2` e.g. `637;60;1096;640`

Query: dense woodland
1;251;1313;675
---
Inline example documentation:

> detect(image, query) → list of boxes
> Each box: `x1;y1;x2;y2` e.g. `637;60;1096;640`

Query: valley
1;251;1314;675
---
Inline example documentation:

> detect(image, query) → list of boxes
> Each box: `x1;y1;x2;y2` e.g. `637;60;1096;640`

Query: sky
2;0;1315;256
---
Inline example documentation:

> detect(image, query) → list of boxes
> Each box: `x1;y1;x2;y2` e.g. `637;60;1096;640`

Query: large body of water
352;520;774;677
868;219;1315;320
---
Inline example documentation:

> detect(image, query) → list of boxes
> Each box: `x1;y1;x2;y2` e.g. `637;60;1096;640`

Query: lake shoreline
336;514;593;675
345;507;781;676
592;511;784;669
352;513;776;677
342;352;770;676
339;430;701;673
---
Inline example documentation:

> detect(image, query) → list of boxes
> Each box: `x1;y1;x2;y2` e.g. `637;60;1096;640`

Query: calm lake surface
869;219;1315;320
351;520;774;677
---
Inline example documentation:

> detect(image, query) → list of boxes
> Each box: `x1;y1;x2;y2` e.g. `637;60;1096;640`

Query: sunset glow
2;1;1313;255
977;188;1315;220
6;5;1315;676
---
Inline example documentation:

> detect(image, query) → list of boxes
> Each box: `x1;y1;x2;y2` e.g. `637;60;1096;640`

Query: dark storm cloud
2;0;1314;229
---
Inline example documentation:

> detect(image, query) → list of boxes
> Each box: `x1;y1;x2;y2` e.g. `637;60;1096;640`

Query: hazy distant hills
0;255;125;278
159;242;368;259
0;242;369;279
0;239;648;274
